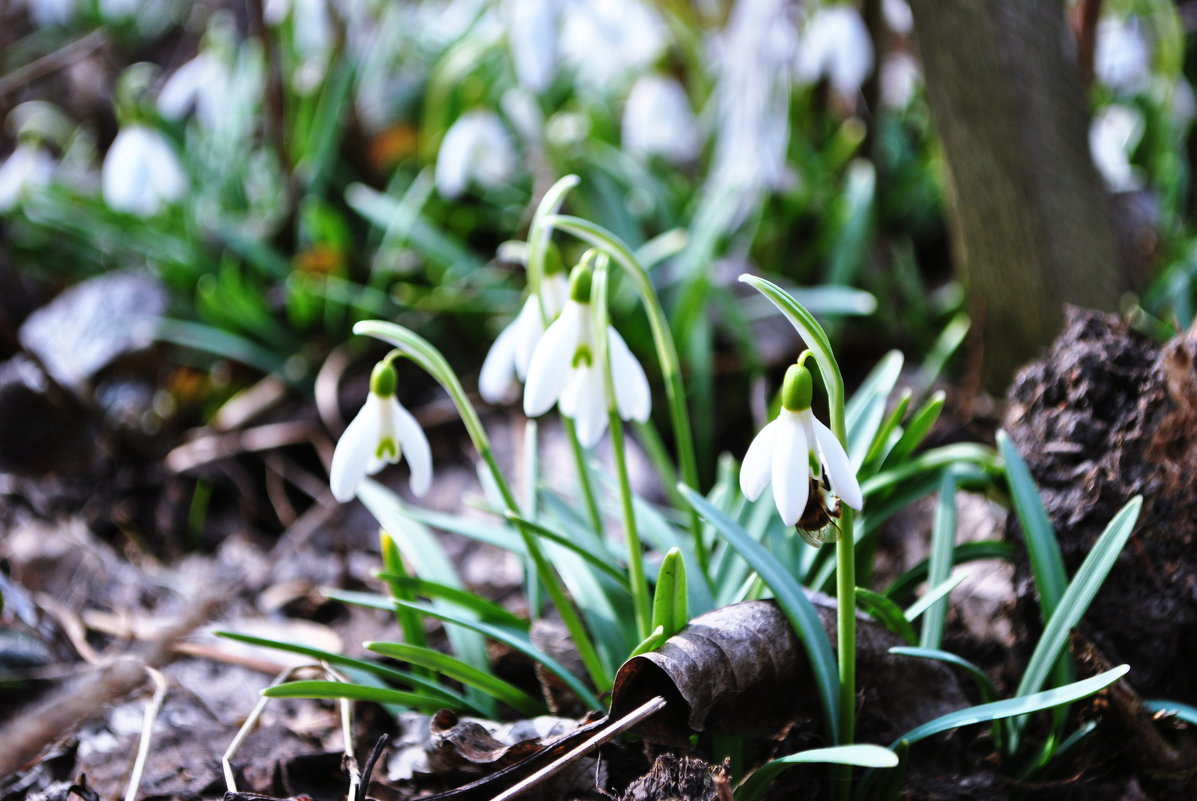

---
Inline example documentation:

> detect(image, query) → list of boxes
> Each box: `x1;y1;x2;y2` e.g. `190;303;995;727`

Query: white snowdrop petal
811;415;863;511
739;417;780;501
435;116;474;199
608;328;651;423
523;302;582;416
329;397;380;502
561;365;608;447
480;321;521;403
392;398;433;497
771;411;810;526
542;273;570;319
511;293;548;379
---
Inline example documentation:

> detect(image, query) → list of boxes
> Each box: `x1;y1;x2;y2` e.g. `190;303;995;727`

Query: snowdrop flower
523;266;651;447
479;254;569;403
102;124;187;216
330;360;432;502
0;144;54;213
435;110;517;199
560;0;665;92
740;357;863;526
1090;104;1144;192
796;5;874;100
622;75;700;164
1095;16;1151;95
503;0;558;92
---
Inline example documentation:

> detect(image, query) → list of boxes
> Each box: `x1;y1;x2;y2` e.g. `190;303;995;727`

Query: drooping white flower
479;266;569;403
330;360;432;502
522;267;651;447
740;358;862;526
622;75;700;164
0;144;54;213
503;0;558;92
1095;16;1151;95
435;110;517;199
1090;104;1144;192
560;0;665;92
796;5;874;100
102;124;187;216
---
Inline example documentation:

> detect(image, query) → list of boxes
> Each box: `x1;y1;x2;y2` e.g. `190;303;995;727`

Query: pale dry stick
123;668;168;801
0;30;106;96
0;590;224;777
488;696;668;801
222;663;358;798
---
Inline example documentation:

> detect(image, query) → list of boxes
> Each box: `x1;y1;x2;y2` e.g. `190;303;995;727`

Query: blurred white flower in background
1090;104;1144;192
1095;16;1151;95
705;0;796;227
265;0;333;94
560;0;666;92
622;75;700;164
0;144;55;213
881;53;920;108
883;0;913;35
796;5;874;100
102;125;187;216
157;54;228;130
20;0;75;26
98;0;143;20
435;110;517;198
503;0;558;92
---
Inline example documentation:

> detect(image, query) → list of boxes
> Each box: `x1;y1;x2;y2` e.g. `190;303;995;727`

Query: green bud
543;242;565;276
568;265;593;303
781;362;813;411
370;361;397;397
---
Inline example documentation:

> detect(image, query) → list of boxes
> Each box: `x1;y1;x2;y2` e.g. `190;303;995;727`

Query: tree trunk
907;0;1127;390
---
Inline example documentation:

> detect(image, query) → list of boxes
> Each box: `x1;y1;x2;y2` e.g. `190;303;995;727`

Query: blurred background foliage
0;0;1192;462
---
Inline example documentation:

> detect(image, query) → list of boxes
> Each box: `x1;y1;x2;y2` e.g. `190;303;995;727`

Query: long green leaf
855;588;917;645
736;745;897;801
383;597;603;711
844;350;904;468
996;431;1066;619
215;631;467;709
263;679;448;714
1142;699;1197;726
920;471;959;649
888;647;999;704
679;484;841;743
891;665;1129;747
375;574;530;630
883;390;945;469
366;641;545;717
652;547;689;636
1010;497;1142;748
885;541;1016;604
905;573;967;622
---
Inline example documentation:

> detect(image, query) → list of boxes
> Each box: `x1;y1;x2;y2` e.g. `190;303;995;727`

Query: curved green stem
738;275;857;757
593;263;652;640
544;213;706;568
354;320;612;692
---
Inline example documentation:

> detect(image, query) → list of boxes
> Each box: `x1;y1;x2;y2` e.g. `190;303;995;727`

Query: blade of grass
919;470;958;650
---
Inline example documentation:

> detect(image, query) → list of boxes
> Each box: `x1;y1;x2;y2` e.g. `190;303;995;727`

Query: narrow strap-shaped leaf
884;541;1016;604
386;598;603;711
374;574;530;630
855;588;917;645
888;647;1000;703
262;680;449;715
736;745;897;801
651;547;689;636
861;389;912;474
1142;699;1197;726
366;641;545;717
883;390;946;469
1010;497;1142;748
996;431;1066;619
893;665;1129;747
215;630;468;709
844;351;904;469
905;573;967;622
919;471;958;649
679;484;841;744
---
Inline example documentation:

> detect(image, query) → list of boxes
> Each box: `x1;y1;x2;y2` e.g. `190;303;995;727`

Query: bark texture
908;0;1127;389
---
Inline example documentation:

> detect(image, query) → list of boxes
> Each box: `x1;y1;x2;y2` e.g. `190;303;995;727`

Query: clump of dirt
1004;308;1197;703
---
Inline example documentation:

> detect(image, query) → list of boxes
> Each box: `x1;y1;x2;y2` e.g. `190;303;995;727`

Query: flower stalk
354;320;612;692
592;260;652;641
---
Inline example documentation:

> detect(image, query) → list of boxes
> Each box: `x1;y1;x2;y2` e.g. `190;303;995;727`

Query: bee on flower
740;354;862;530
329;358;432;502
522;264;651;447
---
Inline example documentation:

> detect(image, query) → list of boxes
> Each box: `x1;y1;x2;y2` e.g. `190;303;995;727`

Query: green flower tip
543;242;565;276
781;361;813;411
370;361;397;397
568;264;593;303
